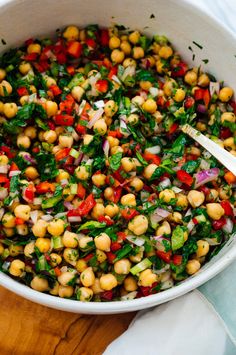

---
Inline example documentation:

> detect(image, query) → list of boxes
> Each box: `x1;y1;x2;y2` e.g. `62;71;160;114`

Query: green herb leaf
171;226;185;251
109;152;122;171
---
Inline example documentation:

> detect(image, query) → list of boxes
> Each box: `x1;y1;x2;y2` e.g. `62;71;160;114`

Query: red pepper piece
101;290;113;301
112;186;122;203
0;176;10;188
49;84;62;96
1;146;15;159
108;66;118;80
212;217;227;230
36;182;55;194
172;255;183;266
106;252;116;264
23;53;38;61
67;41;82;58
55;148;71;162
15;217;25;225
117;232;127;242
143;152;161;165
171;61;188;77
98;216;114;225
220;200;234;217
95;79;108;93
121;208;139;220
17;87;28;96
85;38;96;49
184;96;195;109
111;242;122;252
156;250;172;263
169;122;179;135
24;184;35;202
75;123;87;135
100;29;109;46
54;114;74;126
176;170;193;186
140;282;159;296
84;253;94;262
56;52;67;64
77;183;86;199
67;194;96;217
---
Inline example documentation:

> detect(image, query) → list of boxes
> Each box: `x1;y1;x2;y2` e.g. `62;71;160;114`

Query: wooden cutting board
0;286;136;355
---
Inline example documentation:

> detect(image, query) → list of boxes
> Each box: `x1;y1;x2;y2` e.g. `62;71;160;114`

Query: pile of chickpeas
0;24;235;302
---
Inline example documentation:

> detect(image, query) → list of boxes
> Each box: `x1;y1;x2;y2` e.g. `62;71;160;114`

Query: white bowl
0;0;236;314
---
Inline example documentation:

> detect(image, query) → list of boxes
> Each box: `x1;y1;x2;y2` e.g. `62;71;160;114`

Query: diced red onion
150;208;171;226
0;165;9;174
140;91;147;100
0;208;5;220
121;291;138;301
149;87;159;98
120;117;131;137
145;146;161;154
185;208;192;217
197;104;207;113
187;219;195;232
71;129;79;141
200;159;210;170
63;201;74;210
153;264;170;275
86;159;94;166
126;235;145;246
60;266;68;273
222;218;234;234
140;191;149;201
194;168;220;188
103;140;110;158
87;108;104;129
111;75;122;84
209;81;220;96
0;188;8;200
74;152;84;166
172;186;183;193
9;170;21;177
204;238;221;246
77;100;86;115
24;154;36;164
41;214;53;222
159;178;171;189
68;216;82;223
121;65;136;81
81;154;90;163
60;179;69;187
55;212;67;219
33;197;42;205
94;100;105;109
161;279;174;290
30;210;39;224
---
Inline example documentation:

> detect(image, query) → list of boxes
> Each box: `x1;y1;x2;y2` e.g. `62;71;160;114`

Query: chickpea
78;236;93;250
129;177;144;192
0;243;4;255
124;276;138;292
121;157;135;172
104;187;114;201
0;154;8;165
16;224;28;236
110;146;123;155
75;166;90;180
156;220;171;236
50;281;59;296
59;134;74;148
35;238;51;253
27;43;41;54
14;205;31;221
142;98;157;114
187;190;205;208
32;219;48;238
138;269;157;287
94;233;111;252
45;100;58;117
198;73;210;87
170;212;182;224
111;49;125;64
159;46;173;59
24;126;37;139
50;253;62;267
219;87;234;102
80;267;95;287
56;169;70;183
129;248;144;263
121;193;136;206
78;287;93;301
132;95;145;106
109;36;120;49
156;60;166;74
173;88;186;102
123;58;137;68
196;240;210;258
0;80;12;96
3;103;18;118
17;134;31;149
9;244;23;257
104;204;119;218
159;189;176;203
3;228;15;237
19;61;32;75
129;31;140;44
9;259;25;277
186;259;201;275
96;249;107;263
62;230;78;248
43;130;57;144
91;278;104;294
221;112;235;123
196;122;207;132
58;271;76;286
176;194;188;209
63;248;79;265
63;25;79;41
139;81;152;91
114;259;131;274
24;166;39;180
133;47;145;59
76;259;87;273
58;285;74;298
100;274;118;290
71;86;85;102
163;79;176;96
143;163;158;180
120;41;132;55
128;215;148;235
24;241;35;258
224;137;235;150
184;70;198;86
91;203;105;220
44;76;57;88
30;276;49;292
19;95;29;106
93;119;107;135
47;219;65;236
219;185;232;200
104;100;118;117
206;203;225;220
127;113;139;126
0;68;6;82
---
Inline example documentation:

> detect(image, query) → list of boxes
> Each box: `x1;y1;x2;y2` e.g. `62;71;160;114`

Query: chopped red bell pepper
143;152;161;165
117;232;127;242
54;267;62;277
48;121;56;130
156;250;172;263
203;89;210;107
172;255;183;266
15;217;25;225
111;242;122;252
36;182;55;194
176;170;193;186
67;194;96;217
23;53;38;61
24;184;35;202
100;29;109;46
108;129;123;139
220;127;232;140
156;96;165;107
84;253;95;262
98;216;114;225
55;148;71;162
220;200;234;217
140;282;159;296
77;183;86;199
75;123;87;135
112;186;123;203
67;41;82;58
171;61;188;77
95;79;108;93
184;96;195;109
0;176;9;188
106;252;116;264
108;66;118;79
49;84;62;96
169;122;179;135
101;290;113;301
17;87;28;96
194;88;204;101
212;217;227;230
56;52;67;64
85;38;96;49
67;66;76;75
9;162;19;172
59;96;75;114
121;208;139;220
54;114;74;126
1;146;15;159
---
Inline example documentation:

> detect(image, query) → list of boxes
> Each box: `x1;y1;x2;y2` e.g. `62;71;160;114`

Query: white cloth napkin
104;2;236;354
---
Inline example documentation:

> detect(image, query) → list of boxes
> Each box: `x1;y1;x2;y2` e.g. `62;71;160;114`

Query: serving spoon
181;124;236;176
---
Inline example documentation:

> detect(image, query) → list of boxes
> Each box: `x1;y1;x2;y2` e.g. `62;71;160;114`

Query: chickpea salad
0;24;235;302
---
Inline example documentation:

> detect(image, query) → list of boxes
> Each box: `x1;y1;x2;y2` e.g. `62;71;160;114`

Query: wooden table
0;286;136;355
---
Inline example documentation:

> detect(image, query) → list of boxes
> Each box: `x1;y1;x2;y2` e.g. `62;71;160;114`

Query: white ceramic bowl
0;0;236;314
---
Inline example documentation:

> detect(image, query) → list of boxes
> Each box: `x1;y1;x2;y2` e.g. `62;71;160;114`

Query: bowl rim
0;0;236;314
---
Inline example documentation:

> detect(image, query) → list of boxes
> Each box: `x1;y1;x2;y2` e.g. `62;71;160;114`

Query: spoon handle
181;124;236;176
